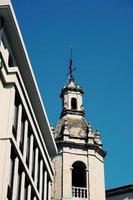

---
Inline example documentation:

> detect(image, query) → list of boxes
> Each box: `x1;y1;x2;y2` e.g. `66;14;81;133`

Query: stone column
48;181;51;200
70;167;73;197
29;134;34;174
27;185;31;200
23;120;28;162
34;147;39;187
16;104;22;145
12;157;19;199
39;160;43;198
43;170;47;200
86;168;89;199
20;172;25;200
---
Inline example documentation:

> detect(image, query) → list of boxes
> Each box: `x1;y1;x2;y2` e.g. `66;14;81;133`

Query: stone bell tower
52;58;106;200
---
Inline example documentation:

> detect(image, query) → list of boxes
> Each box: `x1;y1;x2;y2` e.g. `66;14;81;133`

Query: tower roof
60;76;85;118
60;78;84;98
53;53;106;159
60;50;84;118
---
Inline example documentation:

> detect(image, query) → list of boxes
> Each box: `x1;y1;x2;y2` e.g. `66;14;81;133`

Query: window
24;179;29;199
12;91;21;139
72;161;87;198
19;119;24;153
26;132;30;167
72;161;86;188
8;54;14;67
7;147;16;199
71;98;77;110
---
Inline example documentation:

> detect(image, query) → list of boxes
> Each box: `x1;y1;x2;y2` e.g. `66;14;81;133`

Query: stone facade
0;1;57;199
52;74;106;200
1;2;132;200
106;185;133;200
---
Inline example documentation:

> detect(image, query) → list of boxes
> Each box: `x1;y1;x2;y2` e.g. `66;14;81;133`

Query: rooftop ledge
106;184;133;197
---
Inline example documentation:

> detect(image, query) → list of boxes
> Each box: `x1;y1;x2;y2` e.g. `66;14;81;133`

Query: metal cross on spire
68;46;76;80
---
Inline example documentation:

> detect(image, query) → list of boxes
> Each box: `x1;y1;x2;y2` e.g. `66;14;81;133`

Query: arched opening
72;161;86;187
71;98;77;110
72;161;87;198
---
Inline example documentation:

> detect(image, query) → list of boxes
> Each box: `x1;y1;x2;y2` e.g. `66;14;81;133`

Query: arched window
71;98;77;110
72;161;87;198
72;161;86;188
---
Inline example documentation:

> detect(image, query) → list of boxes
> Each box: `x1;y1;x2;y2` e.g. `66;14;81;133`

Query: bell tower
52;57;106;200
60;75;84;118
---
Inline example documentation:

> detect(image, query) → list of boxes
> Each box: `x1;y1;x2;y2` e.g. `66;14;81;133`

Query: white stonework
107;193;133;200
106;185;133;200
0;2;132;200
52;76;106;200
0;1;57;199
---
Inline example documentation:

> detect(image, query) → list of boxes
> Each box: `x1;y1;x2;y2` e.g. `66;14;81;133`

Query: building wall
0;1;56;199
0;32;53;200
107;192;133;200
52;146;106;200
52;154;63;200
89;150;106;200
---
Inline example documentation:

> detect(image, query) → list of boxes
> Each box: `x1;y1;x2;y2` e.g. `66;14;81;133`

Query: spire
68;46;76;81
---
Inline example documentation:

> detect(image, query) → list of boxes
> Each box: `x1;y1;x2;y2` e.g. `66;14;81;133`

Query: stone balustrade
72;186;87;198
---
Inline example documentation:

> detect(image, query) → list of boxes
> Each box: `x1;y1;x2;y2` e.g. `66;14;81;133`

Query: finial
68;46;76;80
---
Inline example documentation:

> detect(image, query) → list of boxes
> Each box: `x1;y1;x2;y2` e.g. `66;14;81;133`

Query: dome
60;78;84;98
55;114;88;139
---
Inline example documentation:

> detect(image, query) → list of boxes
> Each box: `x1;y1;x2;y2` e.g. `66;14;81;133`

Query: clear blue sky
13;0;133;190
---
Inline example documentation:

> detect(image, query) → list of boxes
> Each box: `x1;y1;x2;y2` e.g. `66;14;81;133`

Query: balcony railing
72;186;87;198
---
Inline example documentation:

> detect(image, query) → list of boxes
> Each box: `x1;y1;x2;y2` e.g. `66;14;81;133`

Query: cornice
106;185;133;197
56;140;106;158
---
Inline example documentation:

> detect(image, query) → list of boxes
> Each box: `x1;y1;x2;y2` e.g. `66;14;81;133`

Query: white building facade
0;1;57;199
0;2;132;200
52;72;106;200
106;185;133;200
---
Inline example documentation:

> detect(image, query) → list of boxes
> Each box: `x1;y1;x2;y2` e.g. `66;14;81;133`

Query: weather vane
68;46;76;79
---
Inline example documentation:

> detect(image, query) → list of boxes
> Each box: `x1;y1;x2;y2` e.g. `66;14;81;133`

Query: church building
0;1;132;200
52;60;106;200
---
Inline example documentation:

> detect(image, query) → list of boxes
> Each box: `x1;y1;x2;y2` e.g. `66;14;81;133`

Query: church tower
52;57;106;200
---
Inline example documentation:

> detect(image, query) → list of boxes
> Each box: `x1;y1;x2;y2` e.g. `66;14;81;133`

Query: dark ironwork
68;46;76;79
